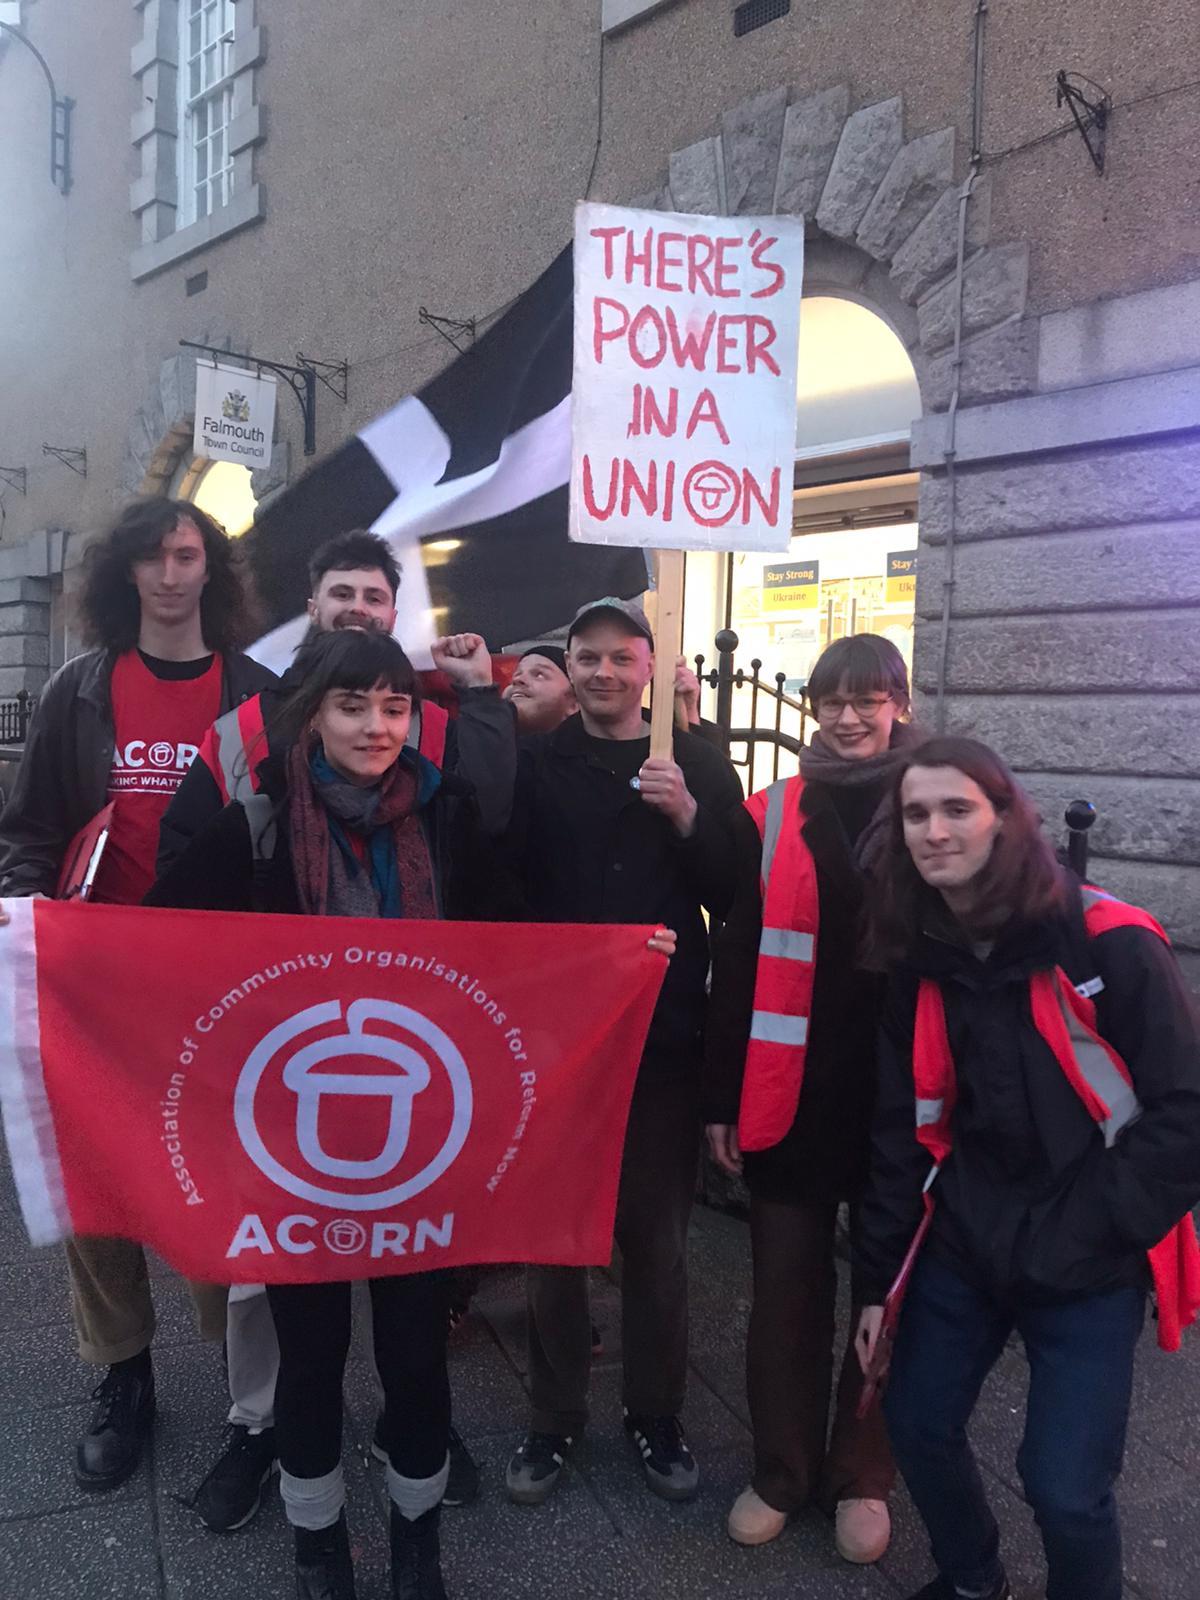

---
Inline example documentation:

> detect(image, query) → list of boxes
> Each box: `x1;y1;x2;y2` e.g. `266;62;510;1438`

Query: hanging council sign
193;360;277;468
570;202;804;554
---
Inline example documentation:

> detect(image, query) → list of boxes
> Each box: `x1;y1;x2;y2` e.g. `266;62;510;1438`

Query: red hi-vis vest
739;775;819;1152
913;888;1200;1352
206;694;450;804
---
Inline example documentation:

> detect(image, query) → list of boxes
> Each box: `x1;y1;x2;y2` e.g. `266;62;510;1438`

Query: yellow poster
885;550;917;605
762;560;819;616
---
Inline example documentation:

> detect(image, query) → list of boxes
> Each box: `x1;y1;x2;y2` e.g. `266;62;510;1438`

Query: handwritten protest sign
570;202;804;555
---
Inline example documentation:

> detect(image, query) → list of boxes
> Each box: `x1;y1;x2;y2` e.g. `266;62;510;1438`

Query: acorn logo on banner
234;998;473;1211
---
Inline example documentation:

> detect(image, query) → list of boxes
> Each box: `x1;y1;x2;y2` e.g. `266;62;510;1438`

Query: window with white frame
130;0;266;279
178;0;237;226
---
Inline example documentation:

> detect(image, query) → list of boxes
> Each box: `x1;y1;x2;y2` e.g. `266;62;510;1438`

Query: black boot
390;1504;448;1600
74;1351;156;1492
294;1515;357;1600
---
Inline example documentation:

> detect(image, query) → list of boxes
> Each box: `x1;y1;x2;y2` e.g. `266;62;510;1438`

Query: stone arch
628;83;1038;416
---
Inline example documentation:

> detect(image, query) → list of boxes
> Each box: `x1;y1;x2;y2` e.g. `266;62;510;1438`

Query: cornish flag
243;245;647;670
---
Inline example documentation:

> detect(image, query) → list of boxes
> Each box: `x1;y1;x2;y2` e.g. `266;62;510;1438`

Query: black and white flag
243;245;648;669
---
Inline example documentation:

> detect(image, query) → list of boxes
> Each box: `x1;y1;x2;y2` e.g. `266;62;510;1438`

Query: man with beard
157;527;512;1535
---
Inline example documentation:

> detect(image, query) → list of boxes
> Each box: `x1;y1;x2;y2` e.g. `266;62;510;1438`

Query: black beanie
518;644;569;679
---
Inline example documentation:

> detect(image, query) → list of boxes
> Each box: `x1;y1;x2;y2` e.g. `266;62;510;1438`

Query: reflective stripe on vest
738;775;819;1153
912;892;1200;1351
211;696;267;805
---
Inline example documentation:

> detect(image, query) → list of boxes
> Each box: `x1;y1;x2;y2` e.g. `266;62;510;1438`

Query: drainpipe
933;0;987;733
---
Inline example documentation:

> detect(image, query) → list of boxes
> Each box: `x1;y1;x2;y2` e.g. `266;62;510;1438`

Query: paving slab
1;1151;1198;1600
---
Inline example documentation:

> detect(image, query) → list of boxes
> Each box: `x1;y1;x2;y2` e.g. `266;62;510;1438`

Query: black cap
517;644;569;679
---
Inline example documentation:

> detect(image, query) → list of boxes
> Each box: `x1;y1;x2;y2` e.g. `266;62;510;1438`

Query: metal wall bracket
1056;70;1110;174
0;467;27;495
180;340;349;456
418;308;476;355
41;444;86;476
295;353;349;403
0;23;73;194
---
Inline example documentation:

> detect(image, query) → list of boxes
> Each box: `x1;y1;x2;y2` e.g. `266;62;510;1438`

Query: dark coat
500;712;743;1067
702;779;887;1204
0;647;275;897
146;746;471;919
156;674;516;880
853;886;1200;1307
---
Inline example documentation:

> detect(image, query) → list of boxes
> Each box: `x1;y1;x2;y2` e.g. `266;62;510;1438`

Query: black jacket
500;713;743;1065
0;647;276;897
156;680;516;880
703;781;887;1204
854;887;1200;1307
147;746;470;919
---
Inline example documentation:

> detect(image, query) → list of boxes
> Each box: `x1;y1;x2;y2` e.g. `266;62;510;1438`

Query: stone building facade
1;0;1197;978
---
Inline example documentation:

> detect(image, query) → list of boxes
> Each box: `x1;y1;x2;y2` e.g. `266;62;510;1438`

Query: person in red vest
703;634;922;1561
157;529;508;1534
0;498;274;1495
854;736;1200;1600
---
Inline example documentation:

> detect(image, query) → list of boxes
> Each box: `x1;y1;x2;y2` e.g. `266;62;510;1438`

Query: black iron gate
692;629;810;795
0;691;33;746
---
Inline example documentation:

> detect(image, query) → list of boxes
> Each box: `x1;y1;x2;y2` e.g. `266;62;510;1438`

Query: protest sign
570;202;804;754
570;202;804;556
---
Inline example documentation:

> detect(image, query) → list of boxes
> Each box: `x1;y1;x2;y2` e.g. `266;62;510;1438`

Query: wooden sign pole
649;548;686;760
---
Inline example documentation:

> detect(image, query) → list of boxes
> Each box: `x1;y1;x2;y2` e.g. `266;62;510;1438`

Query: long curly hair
78;498;256;654
864;735;1067;968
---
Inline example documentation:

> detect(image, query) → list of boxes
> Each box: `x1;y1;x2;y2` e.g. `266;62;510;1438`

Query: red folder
55;803;114;901
856;1200;934;1419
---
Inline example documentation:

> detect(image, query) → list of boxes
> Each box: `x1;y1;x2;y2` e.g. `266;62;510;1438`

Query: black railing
0;691;33;745
693;629;811;794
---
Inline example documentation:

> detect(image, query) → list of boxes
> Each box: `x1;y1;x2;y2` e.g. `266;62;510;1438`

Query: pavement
0;1156;1196;1600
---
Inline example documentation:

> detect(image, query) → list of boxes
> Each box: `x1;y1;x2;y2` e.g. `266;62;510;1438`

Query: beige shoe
727;1485;789;1546
835;1496;891;1564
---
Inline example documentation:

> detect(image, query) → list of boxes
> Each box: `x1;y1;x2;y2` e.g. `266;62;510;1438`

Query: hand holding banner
0;902;667;1283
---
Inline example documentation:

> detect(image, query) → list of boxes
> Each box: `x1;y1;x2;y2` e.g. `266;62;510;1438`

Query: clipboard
55;803;114;901
856;1193;935;1419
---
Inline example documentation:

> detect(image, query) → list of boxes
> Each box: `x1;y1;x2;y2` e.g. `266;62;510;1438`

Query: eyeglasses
814;694;894;721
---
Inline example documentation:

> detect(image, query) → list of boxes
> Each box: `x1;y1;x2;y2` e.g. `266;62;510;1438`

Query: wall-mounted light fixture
0;17;73;194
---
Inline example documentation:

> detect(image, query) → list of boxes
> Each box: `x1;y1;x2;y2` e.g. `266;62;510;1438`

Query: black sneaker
906;1576;1012;1600
623;1411;700;1502
74;1354;156;1492
192;1423;278;1532
370;1422;481;1509
505;1430;573;1506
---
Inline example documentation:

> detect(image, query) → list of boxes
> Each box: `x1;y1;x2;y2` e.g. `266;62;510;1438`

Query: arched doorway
682;293;921;756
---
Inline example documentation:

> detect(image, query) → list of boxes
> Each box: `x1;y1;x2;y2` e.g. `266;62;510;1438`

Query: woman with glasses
704;634;922;1562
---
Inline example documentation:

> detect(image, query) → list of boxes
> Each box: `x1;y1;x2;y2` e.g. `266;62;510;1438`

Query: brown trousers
526;1066;699;1435
747;1194;895;1515
65;1234;226;1365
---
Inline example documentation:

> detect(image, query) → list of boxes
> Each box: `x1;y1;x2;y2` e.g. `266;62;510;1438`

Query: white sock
279;1465;345;1530
386;1455;450;1521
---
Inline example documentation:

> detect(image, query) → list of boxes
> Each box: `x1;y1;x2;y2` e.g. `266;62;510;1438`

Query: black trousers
526;1065;699;1434
267;1273;451;1481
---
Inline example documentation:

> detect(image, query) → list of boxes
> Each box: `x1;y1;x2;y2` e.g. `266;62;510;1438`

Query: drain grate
733;0;791;37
